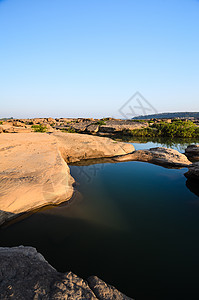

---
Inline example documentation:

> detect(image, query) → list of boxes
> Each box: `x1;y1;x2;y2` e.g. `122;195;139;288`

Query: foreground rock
0;132;134;225
185;145;199;161
0;133;74;226
184;162;199;180
0;246;133;300
113;147;192;168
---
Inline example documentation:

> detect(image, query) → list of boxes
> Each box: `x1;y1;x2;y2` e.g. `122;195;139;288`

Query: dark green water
1;141;199;299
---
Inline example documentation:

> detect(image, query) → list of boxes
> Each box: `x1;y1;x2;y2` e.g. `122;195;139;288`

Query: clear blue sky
0;0;199;118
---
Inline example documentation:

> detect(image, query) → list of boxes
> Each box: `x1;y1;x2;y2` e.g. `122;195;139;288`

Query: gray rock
0;246;133;300
69;121;93;132
88;276;133;300
185;145;199;161
99;120;148;133
86;124;99;133
184;162;199;180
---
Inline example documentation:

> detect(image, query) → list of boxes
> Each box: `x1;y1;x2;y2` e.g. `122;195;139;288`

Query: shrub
61;127;76;133
127;120;199;138
31;124;47;132
96;120;106;125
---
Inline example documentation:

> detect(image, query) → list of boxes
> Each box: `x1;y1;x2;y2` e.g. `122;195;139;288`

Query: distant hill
133;112;199;120
0;117;13;121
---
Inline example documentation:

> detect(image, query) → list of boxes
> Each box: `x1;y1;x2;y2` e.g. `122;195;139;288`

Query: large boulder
0;246;133;300
185;145;199;161
86;124;99;133
68;121;93;132
0;133;74;226
184;162;199;180
113;147;192;168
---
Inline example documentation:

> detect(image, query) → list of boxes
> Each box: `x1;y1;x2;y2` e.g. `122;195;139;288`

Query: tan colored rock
52;131;135;163
0;133;74;225
12;121;26;127
113;147;192;167
0;124;32;133
86;124;99;133
0;132;134;225
47;117;55;123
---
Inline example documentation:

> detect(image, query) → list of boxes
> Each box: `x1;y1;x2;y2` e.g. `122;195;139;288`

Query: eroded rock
88;276;132;300
113;147;191;167
0;133;74;226
0;246;133;300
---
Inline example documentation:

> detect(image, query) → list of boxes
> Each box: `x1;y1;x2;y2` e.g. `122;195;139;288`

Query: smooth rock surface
113;147;192;167
52;131;135;163
0;132;134;225
0;246;133;300
0;133;74;226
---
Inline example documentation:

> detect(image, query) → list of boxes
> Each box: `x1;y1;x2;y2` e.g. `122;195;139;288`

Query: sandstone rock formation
53;131;135;163
0;246;133;300
185;145;199;161
0;133;74;226
0;124;32;133
0;132;134;225
113;147;192;167
99;120;148;133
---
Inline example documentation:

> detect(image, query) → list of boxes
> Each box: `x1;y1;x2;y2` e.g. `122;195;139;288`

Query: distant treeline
126;120;199;138
133;112;199;120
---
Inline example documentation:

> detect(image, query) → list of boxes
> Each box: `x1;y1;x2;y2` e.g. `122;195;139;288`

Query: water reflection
116;136;199;153
1;140;199;300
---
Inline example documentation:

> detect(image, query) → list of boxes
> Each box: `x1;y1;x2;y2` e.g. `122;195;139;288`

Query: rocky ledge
113;147;191;168
0;246;133;300
0;132;194;226
0;132;134;226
